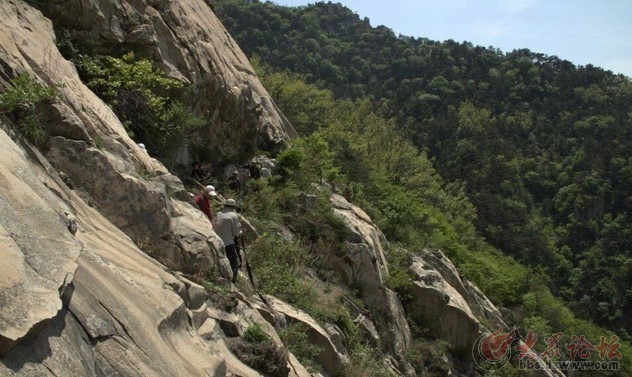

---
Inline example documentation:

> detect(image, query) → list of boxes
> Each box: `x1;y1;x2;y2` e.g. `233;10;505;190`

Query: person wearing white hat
194;185;218;223
214;198;242;283
137;143;148;153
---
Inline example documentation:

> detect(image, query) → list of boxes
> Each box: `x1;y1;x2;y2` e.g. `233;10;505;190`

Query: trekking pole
240;236;271;307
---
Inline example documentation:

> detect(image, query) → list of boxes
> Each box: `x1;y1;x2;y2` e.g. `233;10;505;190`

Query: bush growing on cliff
243;323;270;343
75;52;204;161
0;73;59;144
278;323;323;373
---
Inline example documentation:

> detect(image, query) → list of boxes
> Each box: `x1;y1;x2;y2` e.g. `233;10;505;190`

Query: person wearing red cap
194;185;218;223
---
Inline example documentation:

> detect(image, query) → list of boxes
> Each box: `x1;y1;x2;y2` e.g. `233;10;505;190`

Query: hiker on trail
248;161;262;180
194;185;218;223
227;169;241;194
214;198;243;283
189;161;214;186
190;161;204;181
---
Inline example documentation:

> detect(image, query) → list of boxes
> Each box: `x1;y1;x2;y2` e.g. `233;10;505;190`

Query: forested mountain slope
212;0;632;338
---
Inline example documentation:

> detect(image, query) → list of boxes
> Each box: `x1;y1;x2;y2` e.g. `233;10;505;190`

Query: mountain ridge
0;0;629;375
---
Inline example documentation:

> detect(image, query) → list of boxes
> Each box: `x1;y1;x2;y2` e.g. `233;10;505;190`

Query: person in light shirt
214;198;242;283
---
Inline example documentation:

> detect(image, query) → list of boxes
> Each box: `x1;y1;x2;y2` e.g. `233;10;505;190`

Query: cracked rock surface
0;128;82;357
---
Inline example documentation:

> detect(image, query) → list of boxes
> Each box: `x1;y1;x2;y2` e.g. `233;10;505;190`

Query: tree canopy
213;0;632;339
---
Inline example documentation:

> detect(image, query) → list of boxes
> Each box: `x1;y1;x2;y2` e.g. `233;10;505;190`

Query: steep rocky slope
0;0;562;376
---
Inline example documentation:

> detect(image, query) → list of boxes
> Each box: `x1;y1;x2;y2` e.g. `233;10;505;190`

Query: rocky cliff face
0;0;298;375
0;1;560;376
26;0;296;161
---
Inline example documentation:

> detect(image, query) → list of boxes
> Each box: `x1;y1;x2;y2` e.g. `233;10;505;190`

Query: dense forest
210;0;632;341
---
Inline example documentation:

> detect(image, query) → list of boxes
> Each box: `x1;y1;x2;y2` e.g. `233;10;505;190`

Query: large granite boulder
262;296;350;377
0;2;298;375
406;254;481;352
330;194;413;362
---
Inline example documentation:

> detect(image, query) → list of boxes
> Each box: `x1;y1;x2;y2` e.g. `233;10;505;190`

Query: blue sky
271;0;632;78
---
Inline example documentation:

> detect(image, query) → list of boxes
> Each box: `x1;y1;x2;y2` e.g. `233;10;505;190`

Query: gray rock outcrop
330;193;412;360
406;254;481;352
330;193;512;367
0;0;299;375
0;128;82;357
25;0;297;161
0;124;250;376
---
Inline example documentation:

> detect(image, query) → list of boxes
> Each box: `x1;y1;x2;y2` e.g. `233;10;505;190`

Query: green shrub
279;322;323;373
332;308;360;350
341;344;394;377
247;233;316;312
458;250;528;306
243;323;269;343
404;339;453;377
275;145;305;184
75;52;202;160
516;283;632;376
228;337;289;377
385;247;414;300
241;178;283;222
0;73;59;144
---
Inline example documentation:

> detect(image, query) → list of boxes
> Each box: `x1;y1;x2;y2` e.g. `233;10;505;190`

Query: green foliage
75;52;202;161
384;247;414;296
8;113;46;145
405;339;458;377
274;133;341;190
159;100;205;147
212;4;632;373
252;56;334;135
331;308;360;350
517;282;632;376
458;250;528;306
0;74;59;113
278;323;323;373
0;73;59;144
246;233;317;312
243;182;349;311
214;0;632;340
274;144;305;184
227;337;289;377
340;344;395;377
243;323;269;343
